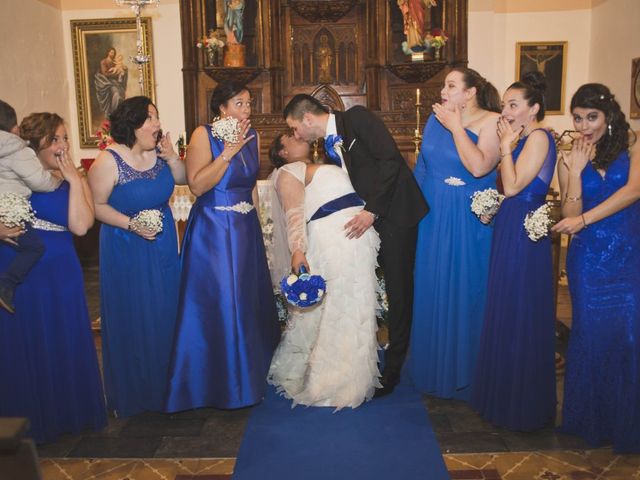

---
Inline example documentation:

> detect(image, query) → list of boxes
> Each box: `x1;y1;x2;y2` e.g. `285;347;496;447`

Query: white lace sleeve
274;163;307;255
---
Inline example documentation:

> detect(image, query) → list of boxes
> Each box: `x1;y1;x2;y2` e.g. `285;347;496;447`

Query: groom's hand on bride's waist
344;211;375;239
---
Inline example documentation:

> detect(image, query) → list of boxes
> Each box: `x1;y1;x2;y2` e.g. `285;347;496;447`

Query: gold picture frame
516;41;567;115
71;17;156;148
631;57;640;119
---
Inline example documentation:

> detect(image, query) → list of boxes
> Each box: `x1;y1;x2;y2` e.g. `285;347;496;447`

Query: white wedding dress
267;162;381;409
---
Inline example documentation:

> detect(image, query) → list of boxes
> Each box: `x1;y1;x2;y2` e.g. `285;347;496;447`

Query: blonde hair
19;113;64;153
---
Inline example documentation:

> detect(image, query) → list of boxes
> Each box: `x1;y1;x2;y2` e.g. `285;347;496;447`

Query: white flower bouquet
131;209;164;235
470;188;504;219
210;117;240;144
0;193;36;228
524;203;554;241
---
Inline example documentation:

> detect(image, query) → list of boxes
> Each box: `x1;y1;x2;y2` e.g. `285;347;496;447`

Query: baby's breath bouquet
0;193;36;228
210;117;240;144
131;209;164;235
524;203;554;241
470;188;504;219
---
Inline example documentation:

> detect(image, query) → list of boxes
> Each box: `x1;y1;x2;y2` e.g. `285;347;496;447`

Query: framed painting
71;17;155;148
631;57;640;119
516;41;567;115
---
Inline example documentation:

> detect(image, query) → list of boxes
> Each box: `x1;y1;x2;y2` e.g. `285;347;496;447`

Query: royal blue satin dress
100;151;180;417
165;126;280;411
470;130;557;431
0;183;106;443
559;150;640;453
410;115;496;400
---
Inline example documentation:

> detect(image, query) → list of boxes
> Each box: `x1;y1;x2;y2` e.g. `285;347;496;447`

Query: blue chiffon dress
559;150;640;453
0;183;106;443
410;115;496;400
100;151;180;417
470;130;557;431
165;127;279;411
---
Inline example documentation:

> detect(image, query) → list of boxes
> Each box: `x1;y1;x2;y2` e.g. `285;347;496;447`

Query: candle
416;88;421;104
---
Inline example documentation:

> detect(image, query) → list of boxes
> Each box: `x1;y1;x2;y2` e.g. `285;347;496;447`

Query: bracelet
220;153;229;163
127;218;134;231
581;214;588;228
499;151;512;158
565;194;582;202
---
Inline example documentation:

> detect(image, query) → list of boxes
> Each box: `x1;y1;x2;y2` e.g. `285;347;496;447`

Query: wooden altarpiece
179;0;468;178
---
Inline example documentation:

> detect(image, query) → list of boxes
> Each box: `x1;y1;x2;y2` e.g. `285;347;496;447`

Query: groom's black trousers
375;219;419;377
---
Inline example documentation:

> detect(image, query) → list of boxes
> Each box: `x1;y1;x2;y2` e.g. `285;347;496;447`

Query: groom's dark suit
334;106;429;382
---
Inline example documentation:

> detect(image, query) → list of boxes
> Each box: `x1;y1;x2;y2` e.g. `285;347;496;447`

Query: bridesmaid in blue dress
411;67;501;400
166;81;279;411
89;97;186;417
553;84;640;453
470;72;557;431
0;114;106;443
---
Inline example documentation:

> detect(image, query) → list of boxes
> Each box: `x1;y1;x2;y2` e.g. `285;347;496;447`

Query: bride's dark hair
269;133;287;168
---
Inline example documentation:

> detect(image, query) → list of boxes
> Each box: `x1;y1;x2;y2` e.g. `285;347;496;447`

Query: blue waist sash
309;192;364;222
513;191;547;203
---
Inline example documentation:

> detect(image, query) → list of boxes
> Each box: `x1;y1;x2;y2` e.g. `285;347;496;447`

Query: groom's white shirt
325;113;348;173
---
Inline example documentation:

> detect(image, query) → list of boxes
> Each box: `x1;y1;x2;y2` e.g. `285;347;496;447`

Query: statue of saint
224;0;245;44
397;0;432;51
315;34;334;84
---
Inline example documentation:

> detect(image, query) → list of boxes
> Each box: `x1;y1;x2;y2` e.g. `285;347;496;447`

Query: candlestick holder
413;99;422;155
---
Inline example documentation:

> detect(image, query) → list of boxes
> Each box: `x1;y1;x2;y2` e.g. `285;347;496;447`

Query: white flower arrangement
470;188;504;218
0;193;36;228
131;209;164;235
210;117;240;144
524;203;554;241
444;176;466;186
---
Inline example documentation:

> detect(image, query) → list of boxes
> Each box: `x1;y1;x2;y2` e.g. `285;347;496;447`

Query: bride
267;133;381;409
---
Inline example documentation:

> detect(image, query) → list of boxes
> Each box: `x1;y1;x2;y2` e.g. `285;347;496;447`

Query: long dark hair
450;67;501;113
570;83;634;170
507;71;547;121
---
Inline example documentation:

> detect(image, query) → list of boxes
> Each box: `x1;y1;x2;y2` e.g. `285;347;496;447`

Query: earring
608;124;612;136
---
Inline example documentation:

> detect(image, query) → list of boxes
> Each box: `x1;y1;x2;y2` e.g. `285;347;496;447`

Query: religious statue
315;34;334;84
224;0;245;44
397;0;437;52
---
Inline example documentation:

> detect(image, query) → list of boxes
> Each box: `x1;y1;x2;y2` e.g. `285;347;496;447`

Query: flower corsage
130;209;164;235
280;265;326;308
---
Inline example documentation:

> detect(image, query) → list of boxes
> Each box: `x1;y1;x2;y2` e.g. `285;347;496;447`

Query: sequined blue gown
100;151;180;417
0;183;106;443
559;150;640;453
410;115;496;400
470;130;557;431
165;127;279;411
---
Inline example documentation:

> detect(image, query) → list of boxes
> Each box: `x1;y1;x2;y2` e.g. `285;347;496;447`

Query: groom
283;94;428;396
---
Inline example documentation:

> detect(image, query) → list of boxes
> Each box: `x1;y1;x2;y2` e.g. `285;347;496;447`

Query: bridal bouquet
210;117;240;144
280;266;326;308
0;193;36;228
130;209;164;235
524;203;554;241
470;188;504;219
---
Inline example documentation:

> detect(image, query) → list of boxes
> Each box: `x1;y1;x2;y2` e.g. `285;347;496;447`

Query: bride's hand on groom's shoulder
344;211;375;239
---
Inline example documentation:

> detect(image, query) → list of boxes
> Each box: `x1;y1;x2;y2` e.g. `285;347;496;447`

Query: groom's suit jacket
334;107;429;227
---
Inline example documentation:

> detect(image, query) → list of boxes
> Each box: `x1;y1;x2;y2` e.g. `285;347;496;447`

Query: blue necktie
324;134;343;167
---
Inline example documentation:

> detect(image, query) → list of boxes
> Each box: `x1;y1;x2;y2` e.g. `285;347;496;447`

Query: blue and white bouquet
280;265;326;308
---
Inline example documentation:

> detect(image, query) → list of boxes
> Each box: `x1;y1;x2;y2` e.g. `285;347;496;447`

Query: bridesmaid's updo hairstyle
508;71;547;121
109;96;156;148
451;67;501;113
19;112;64;153
571;83;634;170
210;80;250;118
269;134;287;169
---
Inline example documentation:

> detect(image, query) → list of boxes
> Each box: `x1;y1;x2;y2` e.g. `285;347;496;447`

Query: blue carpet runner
233;376;450;480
